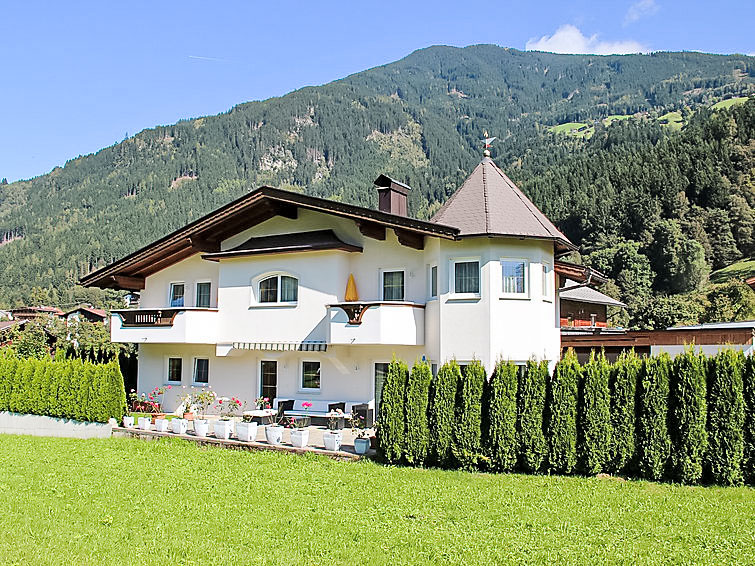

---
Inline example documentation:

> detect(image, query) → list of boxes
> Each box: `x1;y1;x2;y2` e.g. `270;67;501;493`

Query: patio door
260;360;277;402
374;363;390;416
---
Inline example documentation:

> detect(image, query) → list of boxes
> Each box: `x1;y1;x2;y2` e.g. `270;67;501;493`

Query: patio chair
275;399;294;424
327;402;346;413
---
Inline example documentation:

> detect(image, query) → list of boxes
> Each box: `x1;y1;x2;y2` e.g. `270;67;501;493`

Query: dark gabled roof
430;157;575;253
202;230;362;261
64;305;108;318
80;186;459;290
560;279;626;308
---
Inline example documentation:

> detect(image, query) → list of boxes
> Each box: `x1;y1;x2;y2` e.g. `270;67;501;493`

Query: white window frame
192;357;210;385
380;268;406;302
195;280;212;308
429;264;438;300
299;360;321;393
165;356;183;385
500;258;530;300
250;272;299;307
449;257;481;300
169;281;186;308
541;262;553;302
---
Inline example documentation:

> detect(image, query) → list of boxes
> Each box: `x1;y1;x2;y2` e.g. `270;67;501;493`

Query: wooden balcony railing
113;309;182;327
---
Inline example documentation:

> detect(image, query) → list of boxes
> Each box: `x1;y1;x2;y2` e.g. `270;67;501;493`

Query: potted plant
191;387;216;438
171;418;189;435
288;402;312;448
137;416;151;431
180;387;195;420
213;396;243;440
154;417;170;433
265;423;284;445
323;410;343;451
255;396;272;410
350;413;370;455
194;419;209;438
236;415;258;442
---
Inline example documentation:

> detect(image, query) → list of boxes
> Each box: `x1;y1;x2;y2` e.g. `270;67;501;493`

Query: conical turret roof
430;156;574;252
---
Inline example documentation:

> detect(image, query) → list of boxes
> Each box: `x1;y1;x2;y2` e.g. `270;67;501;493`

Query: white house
82;152;598;414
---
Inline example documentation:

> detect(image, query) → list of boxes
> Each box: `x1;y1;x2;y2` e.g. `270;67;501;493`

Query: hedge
706;350;745;486
744;355;755;484
609;350;640;475
0;354;126;423
428;360;460;467
484;360;518;472
452;360;484;471
377;357;409;464
637;354;671;481
578;351;612;475
669;347;707;484
404;359;431;466
547;350;580;474
517;359;547;473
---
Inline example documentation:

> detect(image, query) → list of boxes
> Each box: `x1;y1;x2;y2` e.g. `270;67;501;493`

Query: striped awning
233;341;328;352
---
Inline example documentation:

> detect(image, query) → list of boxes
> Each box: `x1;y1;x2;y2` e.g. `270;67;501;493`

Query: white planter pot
290;428;309;448
214;420;234;440
171;418;188;435
236;421;258;442
137;417;151;431
122;416;135;428
354;437;371;455
194;419;209;438
265;425;283;445
154;418;170;433
323;431;342;452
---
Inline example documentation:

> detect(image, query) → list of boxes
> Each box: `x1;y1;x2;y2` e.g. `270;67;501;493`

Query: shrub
578;351;612;474
484;360;518;472
404;359;432;466
669;347;707;484
0;354;18;412
706;350;745;486
744;355;755;484
637;354;671;481
609;350;641;474
452;360;485;471
377;357;409;464
428;360;460;467
547;349;580;475
517;359;548;473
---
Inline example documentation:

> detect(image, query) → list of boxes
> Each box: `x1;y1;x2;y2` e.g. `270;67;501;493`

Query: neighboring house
0;319;26;347
81;152;601;413
9;306;64;321
559;279;626;329
65;305;108;325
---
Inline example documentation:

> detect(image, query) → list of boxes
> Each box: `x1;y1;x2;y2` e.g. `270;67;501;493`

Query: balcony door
374;362;390;416
260;360;277;403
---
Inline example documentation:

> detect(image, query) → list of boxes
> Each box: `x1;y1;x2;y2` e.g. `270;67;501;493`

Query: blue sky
1;0;753;182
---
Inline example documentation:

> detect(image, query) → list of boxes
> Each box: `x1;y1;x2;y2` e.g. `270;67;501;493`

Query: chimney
374;174;410;216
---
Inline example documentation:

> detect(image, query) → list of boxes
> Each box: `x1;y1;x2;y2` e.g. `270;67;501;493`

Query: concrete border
0;411;112;439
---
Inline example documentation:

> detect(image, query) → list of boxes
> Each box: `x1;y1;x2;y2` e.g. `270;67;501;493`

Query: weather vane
482;131;496;156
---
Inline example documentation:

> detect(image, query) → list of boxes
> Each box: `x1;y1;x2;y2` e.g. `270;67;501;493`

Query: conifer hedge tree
706;350;745;486
669;347;707;484
637;354;671;481
743;354;755;485
547;350;580;475
377;357;409;464
452;360;485;471
404;359;432;466
517;359;548;473
578;351;612;475
484;360;518;472
609;350;641;475
428;360;461;467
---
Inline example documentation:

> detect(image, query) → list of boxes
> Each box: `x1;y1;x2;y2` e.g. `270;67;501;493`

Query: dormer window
258;274;298;304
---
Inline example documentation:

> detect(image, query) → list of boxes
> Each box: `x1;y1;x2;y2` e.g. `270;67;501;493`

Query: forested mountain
0;45;754;326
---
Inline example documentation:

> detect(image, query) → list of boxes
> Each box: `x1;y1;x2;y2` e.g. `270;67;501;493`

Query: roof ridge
482;161;490;233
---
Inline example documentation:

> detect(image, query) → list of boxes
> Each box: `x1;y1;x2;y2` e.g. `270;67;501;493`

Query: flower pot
323;430;342;452
154;418;170;433
122;416;135;428
354;437;370;455
137;417;151;431
171;418;188;435
194;419;209;438
290;428;309;448
151;413;166;424
183;412;195;421
214;419;234;440
265;425;283;445
236;421;258;442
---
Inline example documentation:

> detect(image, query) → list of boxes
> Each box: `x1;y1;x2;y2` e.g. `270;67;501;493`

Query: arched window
258;274;298;303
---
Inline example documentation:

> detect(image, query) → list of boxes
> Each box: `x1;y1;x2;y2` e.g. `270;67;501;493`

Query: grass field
710;257;755;283
549;121;594;138
658;110;684;130
712;96;750;110
1;436;754;565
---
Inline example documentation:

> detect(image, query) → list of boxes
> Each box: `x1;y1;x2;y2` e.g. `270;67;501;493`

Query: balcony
327;302;425;346
111;308;218;344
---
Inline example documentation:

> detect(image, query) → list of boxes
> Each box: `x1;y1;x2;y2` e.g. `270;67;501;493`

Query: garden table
243;409;277;425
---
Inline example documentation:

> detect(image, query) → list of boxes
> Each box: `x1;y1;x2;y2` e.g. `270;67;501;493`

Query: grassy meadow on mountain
1;45;754;327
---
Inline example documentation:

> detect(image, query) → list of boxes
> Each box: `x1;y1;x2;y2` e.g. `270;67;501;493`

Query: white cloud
624;0;659;25
525;24;648;55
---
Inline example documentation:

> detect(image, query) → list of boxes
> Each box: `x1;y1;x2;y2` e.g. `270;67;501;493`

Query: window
501;259;528;296
170;283;185;307
382;270;404;301
260;360;277;401
258;274;298;303
452;260;480;295
301;361;321;391
542;263;553;299
193;358;209;384
196;282;211;308
167;358;182;383
430;265;438;298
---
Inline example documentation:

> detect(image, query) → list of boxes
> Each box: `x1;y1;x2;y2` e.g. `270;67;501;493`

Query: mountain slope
0;45;753;311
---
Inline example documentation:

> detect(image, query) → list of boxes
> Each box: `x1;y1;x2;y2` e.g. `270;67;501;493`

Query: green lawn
549;121;594;138
658;110;684;130
1;435;754;565
712;96;750;110
710;257;755;283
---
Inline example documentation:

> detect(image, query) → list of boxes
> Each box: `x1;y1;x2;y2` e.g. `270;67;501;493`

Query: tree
637;354;671;481
631;294;704;330
586;240;654;305
647;220;709;293
578;351;612;474
547;350;580;474
376;357;408;464
609;350;641;474
484;360;518;472
517;359;548;473
428;360;460;467
404;359;432;466
701;280;755;323
452;360;485;471
669;347;707;484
